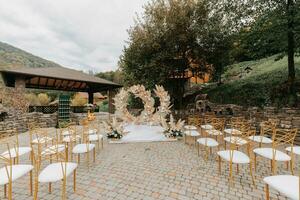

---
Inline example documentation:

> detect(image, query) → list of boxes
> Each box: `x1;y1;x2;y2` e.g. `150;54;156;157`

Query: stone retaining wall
183;100;300;145
0;111;110;139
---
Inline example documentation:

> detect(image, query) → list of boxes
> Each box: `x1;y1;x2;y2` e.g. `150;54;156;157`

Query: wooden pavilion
0;66;122;113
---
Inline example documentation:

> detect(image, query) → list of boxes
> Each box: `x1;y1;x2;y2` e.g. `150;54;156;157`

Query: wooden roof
1;67;122;92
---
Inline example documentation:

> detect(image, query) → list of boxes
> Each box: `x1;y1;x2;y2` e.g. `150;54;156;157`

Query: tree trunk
287;0;295;93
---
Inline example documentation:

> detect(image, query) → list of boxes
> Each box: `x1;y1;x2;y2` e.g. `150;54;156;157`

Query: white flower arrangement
103;117;125;139
161;115;185;138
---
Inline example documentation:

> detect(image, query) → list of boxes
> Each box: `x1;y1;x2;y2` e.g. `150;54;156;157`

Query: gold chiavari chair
1;129;32;164
40;131;66;164
223;121;251;150
217;129;256;187
253;128;298;175
263;168;299;200
61;123;81;161
184;116;201;146
86;120;104;151
224;117;246;136
33;139;77;200
0;143;33;200
72;123;96;166
249;121;275;148
30;125;53;148
206;118;226;141
200;114;215;131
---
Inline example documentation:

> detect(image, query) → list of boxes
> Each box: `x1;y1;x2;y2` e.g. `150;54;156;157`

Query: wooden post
88;91;93;104
108;90;114;114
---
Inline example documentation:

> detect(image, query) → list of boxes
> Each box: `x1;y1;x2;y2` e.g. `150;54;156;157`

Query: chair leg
290;159;294;175
236;164;239;174
254;154;257;172
4;184;7;198
48;183;52;193
249;162;255;187
101;138;104;149
73;170;76;192
218;157;221;175
197;143;200;156
229;162;233;187
30;171;33;196
77;154;80;163
93;148;96;162
265;184;270;200
62;178;67;200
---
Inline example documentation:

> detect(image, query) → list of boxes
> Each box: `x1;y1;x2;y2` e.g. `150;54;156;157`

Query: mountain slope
0;41;62;69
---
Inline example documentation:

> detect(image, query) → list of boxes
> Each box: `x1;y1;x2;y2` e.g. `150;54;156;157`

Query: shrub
25;93;40;106
38;93;50;106
71;93;87;106
99;99;109;112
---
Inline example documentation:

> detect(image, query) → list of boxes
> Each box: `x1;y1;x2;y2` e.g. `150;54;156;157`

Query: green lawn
202;55;300;107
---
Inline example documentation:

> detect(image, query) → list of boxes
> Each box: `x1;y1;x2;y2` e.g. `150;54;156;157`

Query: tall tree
119;0;230;107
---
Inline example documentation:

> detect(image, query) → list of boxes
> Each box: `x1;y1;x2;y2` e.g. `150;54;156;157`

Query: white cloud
0;0;148;72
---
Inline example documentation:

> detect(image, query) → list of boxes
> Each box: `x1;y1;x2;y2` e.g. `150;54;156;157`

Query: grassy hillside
202;55;300;107
0;41;61;69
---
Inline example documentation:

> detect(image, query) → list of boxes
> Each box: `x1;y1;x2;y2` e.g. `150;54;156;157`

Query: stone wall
0;111;110;139
183;99;300;145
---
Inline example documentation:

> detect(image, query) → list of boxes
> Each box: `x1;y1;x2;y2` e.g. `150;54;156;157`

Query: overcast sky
0;0;148;72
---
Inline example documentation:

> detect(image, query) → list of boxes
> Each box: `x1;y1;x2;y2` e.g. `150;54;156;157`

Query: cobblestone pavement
0;128;297;200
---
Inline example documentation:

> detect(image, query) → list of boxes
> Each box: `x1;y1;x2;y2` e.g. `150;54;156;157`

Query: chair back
260;121;276;139
273;128;298;149
188;116;202;126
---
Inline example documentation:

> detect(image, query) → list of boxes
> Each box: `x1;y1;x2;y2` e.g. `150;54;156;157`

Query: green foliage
119;0;232;106
0;41;62;69
203;55;300;107
96;70;124;85
98;99;109;112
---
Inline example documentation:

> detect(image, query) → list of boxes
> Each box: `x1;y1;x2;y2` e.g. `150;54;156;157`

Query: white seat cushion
286;146;300;155
88;129;98;135
197;138;219;147
224;136;248;145
0;164;33;185
41;144;65;156
217;150;250;164
224;128;242;135
264;175;299;200
38;162;77;183
184;125;197;130
72;144;95;154
32;136;52;144
248;136;272;144
201;124;213;130
1;147;32;158
253;148;291;161
88;134;103;141
206;129;223;136
61;130;72;136
184;130;200;137
63;135;81;143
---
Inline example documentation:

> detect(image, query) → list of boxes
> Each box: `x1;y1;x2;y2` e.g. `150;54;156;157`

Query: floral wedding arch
113;85;171;124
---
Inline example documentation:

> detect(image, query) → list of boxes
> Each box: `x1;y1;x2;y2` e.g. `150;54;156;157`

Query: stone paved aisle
0;130;295;200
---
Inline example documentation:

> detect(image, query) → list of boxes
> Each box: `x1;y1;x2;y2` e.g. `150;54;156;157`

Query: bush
71;93;87;106
38;93;50;106
25;93;39;106
99;99;109;112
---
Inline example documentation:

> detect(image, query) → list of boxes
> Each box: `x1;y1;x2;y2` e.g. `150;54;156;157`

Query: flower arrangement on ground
103;117;124;139
161;115;185;138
